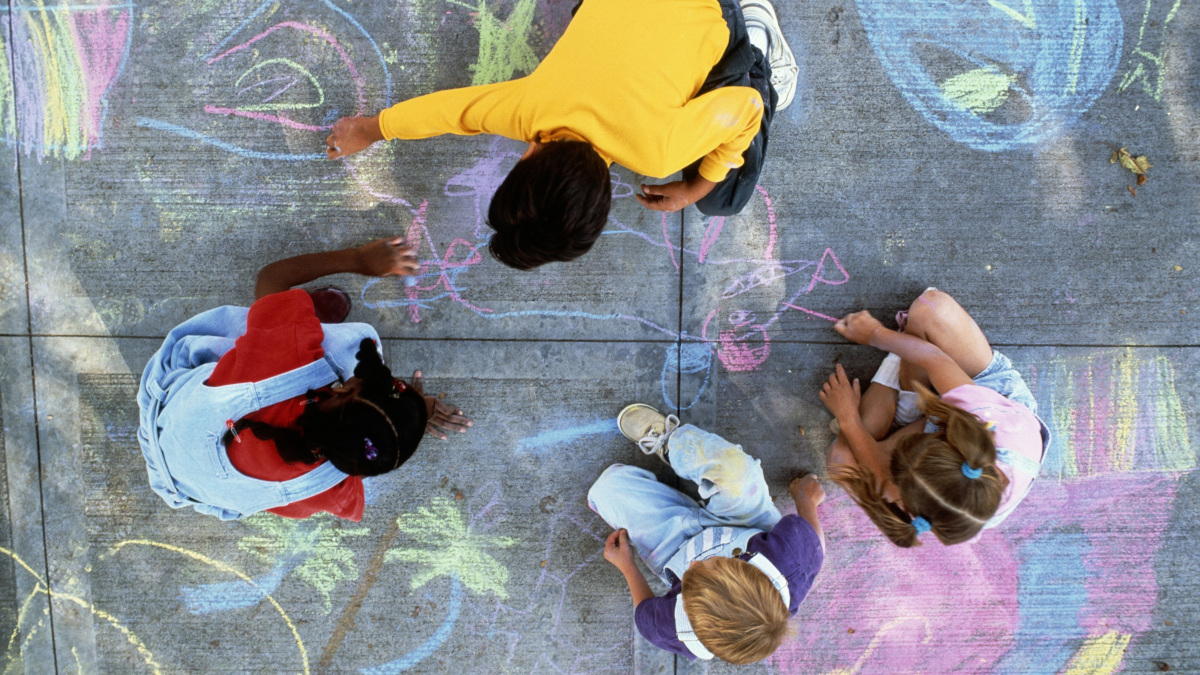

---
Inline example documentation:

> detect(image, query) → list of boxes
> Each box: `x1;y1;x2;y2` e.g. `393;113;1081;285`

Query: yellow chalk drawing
988;0;1037;29
0;547;163;674
238;513;370;613
1062;631;1131;674
1117;0;1182;101
939;67;1017;114
0;37;14;140
106;539;309;675
1045;349;1193;479
820;616;932;675
386;497;518;598
447;0;540;86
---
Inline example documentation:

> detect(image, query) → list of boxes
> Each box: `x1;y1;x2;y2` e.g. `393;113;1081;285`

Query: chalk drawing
0;2;132;159
137;0;391;161
363;147;850;414
1029;348;1194;478
446;0;540;86
1116;0;1182;101
855;0;1123;150
181;514;369;614
362;491;517;673
516;419;620;454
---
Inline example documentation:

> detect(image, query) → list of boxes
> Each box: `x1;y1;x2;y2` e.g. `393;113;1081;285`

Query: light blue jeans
588;425;781;580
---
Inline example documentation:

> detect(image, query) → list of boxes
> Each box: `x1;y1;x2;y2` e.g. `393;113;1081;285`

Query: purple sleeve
633;586;695;659
747;514;824;614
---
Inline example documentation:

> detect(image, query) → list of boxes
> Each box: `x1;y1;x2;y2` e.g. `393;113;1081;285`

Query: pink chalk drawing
2;3;132;159
772;349;1195;675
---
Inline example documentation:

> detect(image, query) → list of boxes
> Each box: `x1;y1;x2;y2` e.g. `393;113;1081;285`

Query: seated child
589;404;824;664
137;238;471;521
324;0;800;269
821;288;1050;547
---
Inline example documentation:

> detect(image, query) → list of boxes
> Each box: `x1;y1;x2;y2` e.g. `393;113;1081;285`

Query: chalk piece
404;275;419;287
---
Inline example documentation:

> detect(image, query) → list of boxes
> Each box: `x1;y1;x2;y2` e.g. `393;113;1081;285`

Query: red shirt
207;289;364;520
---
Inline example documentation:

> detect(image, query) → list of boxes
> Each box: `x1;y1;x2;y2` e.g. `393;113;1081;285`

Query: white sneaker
617;404;680;465
740;0;799;111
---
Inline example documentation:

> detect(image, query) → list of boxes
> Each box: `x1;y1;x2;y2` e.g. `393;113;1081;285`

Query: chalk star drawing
0;3;132;159
179;513;370;615
855;0;1124;150
361;489;518;674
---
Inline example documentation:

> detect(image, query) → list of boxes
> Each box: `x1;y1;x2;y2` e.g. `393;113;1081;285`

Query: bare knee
905;289;961;335
826;438;855;468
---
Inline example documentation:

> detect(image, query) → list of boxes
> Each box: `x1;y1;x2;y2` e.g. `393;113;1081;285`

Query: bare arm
789;476;826;552
254;237;418;299
820;365;892;486
835;311;973;394
636;175;718;213
604;529;655;607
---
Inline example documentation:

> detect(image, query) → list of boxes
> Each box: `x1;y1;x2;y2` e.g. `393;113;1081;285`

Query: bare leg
857;382;898;440
898;289;994;390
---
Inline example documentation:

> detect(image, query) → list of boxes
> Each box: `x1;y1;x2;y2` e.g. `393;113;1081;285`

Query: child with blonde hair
589;405;824;664
821;289;1049;547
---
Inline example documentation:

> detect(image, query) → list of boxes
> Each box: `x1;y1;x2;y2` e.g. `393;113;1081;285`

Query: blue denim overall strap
672;551;791;661
138;305;381;519
662;525;763;582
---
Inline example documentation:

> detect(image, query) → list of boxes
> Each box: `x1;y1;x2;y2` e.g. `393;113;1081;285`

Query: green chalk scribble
0;36;14;140
987;0;1037;29
238;514;370;614
1117;0;1182;101
939;67;1016;114
386;497;518;599
448;0;540;86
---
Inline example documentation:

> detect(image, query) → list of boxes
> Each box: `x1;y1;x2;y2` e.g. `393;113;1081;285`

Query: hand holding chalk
834;310;885;346
355;237;419;278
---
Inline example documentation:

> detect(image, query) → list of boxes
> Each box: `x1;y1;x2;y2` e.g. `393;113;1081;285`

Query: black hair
487;140;611;270
223;339;428;477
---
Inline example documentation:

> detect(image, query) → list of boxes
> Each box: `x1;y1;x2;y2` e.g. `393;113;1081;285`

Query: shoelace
637;414;681;456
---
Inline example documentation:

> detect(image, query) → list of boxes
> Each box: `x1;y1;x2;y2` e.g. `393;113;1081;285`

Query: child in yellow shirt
326;0;797;269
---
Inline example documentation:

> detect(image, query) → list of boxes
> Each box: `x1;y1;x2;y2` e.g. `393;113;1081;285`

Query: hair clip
911;516;932;535
961;462;983;479
390;379;407;399
226;419;241;443
364;438;379;461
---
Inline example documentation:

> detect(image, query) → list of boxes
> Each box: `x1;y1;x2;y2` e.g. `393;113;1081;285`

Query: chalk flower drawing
386;497;518;598
237;514;371;614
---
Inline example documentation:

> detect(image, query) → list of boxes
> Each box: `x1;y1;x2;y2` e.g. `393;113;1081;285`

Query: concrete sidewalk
0;0;1197;672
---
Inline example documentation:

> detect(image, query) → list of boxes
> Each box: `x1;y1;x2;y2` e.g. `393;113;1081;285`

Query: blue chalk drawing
136;118;327;161
179;562;291;614
662;342;714;412
993;529;1091;674
855;0;1123;151
360;575;463;675
516;419;620;454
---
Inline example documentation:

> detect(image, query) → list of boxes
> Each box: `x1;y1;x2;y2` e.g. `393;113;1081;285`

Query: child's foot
740;0;799;110
617;404;680;465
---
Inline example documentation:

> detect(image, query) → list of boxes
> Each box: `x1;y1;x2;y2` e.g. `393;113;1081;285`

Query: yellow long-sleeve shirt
378;0;763;182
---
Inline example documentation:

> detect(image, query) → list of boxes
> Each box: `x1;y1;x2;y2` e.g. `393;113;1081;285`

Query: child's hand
834;310;885;345
604;529;636;571
819;364;862;422
789;474;826;506
411;371;473;440
326;115;384;159
356;237;419;278
636;176;716;212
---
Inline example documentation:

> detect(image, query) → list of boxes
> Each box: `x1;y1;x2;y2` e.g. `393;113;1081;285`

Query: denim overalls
137;305;380;520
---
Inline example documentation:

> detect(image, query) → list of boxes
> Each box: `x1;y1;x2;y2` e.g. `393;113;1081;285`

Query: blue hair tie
911;516;932;535
961;462;983;479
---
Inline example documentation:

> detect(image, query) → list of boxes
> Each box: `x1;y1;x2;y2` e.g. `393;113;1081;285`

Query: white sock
747;24;770;54
871;353;903;390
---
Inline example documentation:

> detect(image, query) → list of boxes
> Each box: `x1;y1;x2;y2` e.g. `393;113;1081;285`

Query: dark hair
830;385;1009;547
223;339;427;476
487;140;611;270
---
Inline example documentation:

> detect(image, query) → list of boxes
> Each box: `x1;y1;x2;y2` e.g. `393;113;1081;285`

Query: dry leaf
1112;147;1153;176
1137;173;1147;185
1175;266;1183;271
1128;186;1138;197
